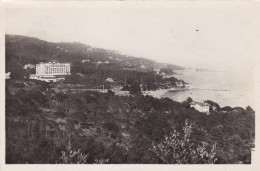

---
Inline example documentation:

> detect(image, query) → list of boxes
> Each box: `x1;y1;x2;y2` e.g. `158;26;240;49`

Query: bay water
162;69;255;109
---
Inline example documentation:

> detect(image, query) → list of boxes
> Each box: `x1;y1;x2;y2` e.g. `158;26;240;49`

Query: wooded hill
6;34;184;76
6;34;185;90
6;79;255;164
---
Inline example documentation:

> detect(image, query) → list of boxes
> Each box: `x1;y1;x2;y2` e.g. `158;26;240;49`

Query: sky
5;1;260;71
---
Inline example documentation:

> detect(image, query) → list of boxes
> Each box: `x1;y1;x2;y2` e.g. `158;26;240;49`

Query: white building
105;77;114;83
30;61;70;82
24;64;35;69
36;61;70;76
154;68;160;75
5;72;11;79
190;101;210;114
82;59;90;63
204;102;218;111
176;81;184;87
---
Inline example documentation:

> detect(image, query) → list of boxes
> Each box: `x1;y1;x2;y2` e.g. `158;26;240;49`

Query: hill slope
5;86;255;164
6;34;184;73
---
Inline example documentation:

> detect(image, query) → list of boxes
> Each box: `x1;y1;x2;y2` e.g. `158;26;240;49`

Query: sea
162;69;255;109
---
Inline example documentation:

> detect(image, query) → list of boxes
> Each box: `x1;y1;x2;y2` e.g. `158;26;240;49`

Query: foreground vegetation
6;80;255;164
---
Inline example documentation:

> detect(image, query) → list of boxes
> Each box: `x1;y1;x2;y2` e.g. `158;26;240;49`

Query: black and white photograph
1;0;259;169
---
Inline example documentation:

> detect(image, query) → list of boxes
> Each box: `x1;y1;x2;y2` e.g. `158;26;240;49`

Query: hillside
6;34;186;91
5;34;184;73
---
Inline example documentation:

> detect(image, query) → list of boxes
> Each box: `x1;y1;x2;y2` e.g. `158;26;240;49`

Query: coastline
167;69;255;109
142;88;170;98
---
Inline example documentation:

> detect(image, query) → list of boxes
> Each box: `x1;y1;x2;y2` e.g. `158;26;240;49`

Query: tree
186;97;193;103
221;106;233;112
129;81;141;96
103;121;119;139
56;92;68;104
57;142;88;164
246;106;254;112
54;111;66;118
38;81;51;92
150;130;217;164
107;89;115;96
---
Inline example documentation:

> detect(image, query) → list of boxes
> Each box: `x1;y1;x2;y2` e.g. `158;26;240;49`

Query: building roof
190;101;209;107
105;78;114;82
38;60;70;65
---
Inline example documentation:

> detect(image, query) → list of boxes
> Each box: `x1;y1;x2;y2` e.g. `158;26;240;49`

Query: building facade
154;68;160;75
190;101;210;114
36;61;70;76
5;72;11;79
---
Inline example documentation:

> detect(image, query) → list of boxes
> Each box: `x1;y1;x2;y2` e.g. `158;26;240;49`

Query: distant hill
5;34;185;73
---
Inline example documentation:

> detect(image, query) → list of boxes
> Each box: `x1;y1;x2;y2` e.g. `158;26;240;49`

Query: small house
190;101;210;114
176;81;183;87
82;59;90;63
154;68;160;75
204;102;217;111
24;64;35;69
5;72;11;79
105;78;114;83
